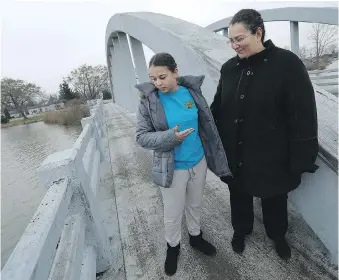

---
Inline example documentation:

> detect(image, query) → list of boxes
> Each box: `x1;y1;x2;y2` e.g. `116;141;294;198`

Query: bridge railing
2;99;112;280
308;68;338;96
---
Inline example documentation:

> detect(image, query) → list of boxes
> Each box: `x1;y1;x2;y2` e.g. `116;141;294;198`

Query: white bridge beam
206;7;338;57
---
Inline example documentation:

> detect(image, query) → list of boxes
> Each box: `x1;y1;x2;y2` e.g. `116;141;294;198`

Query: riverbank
2;105;90;128
1;114;44;128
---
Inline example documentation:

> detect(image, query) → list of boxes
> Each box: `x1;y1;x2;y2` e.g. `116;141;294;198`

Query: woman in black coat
211;9;319;260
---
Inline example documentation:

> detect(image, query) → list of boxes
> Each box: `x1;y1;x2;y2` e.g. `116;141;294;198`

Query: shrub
1;115;9;124
65;97;86;107
43;105;90;125
103;90;112;100
304;60;317;71
317;61;328;70
305;60;330;71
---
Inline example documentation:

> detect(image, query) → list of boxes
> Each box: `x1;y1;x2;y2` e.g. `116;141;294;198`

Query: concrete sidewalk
99;102;338;280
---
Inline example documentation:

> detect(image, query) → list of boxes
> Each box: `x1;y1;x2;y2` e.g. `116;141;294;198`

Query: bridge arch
105;12;235;113
205;7;338;56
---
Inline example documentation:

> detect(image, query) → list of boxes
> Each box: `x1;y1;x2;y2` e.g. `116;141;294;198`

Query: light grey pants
159;156;208;247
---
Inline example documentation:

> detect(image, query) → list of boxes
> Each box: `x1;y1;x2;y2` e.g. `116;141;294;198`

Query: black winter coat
211;40;319;198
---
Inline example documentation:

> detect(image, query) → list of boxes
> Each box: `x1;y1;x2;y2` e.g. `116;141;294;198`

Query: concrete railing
2;99;112;280
309;68;338;96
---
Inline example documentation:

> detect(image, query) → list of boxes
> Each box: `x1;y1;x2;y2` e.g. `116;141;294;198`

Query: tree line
285;23;338;69
1;64;112;121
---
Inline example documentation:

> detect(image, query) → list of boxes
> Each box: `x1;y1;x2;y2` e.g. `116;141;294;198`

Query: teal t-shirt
159;86;204;170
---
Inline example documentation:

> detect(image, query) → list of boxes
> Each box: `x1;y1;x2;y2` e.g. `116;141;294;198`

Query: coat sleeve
135;99;180;152
284;53;319;174
210;66;223;123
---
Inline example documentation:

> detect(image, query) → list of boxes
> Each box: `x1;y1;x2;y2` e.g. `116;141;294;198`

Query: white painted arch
206;7;338;56
105;12;235;109
206;7;338;32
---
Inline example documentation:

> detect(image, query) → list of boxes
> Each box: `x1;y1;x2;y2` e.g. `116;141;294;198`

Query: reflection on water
1;122;82;266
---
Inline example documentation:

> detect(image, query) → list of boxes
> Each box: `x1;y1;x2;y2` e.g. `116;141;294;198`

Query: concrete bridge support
129;36;149;84
290;21;299;56
221;27;228;37
111;34;139;113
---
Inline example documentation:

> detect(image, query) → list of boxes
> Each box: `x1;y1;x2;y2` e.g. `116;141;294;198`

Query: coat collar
236;40;275;66
135;75;205;98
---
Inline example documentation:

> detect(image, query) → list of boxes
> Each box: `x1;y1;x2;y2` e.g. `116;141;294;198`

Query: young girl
135;52;232;276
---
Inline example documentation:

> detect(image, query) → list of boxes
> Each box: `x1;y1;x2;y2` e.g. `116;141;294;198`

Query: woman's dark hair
149;52;177;72
230;9;266;43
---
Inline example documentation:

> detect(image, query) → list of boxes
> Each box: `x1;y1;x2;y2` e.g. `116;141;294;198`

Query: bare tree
308;23;338;64
67;64;109;100
299;45;311;60
1;78;43;119
327;43;338;56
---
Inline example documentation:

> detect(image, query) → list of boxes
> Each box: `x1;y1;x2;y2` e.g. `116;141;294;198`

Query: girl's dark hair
230;9;266;43
149;52;177;72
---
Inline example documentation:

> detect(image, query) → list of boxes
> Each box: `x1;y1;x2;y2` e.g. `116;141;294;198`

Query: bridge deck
98;101;337;280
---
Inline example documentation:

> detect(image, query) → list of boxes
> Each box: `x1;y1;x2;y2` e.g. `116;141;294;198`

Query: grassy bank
1;114;44;128
1;105;90;128
43;105;89;125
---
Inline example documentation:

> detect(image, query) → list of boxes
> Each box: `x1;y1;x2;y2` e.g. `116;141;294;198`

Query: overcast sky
1;0;338;95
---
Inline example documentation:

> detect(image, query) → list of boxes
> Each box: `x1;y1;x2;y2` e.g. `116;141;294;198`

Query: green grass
1;114;45;128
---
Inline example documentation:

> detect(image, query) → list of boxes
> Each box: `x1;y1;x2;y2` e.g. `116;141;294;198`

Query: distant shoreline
1;115;44;128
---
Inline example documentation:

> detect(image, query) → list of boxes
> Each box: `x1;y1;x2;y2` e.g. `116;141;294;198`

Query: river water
1;121;82;266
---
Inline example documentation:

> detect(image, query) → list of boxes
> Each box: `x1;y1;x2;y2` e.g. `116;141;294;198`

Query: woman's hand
174;125;194;142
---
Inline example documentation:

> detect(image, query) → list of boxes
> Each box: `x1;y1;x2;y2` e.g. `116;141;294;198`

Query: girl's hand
174;125;194;142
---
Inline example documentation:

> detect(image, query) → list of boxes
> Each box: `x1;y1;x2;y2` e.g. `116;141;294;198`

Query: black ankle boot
189;232;216;256
231;232;246;254
165;243;180;276
274;238;291;260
